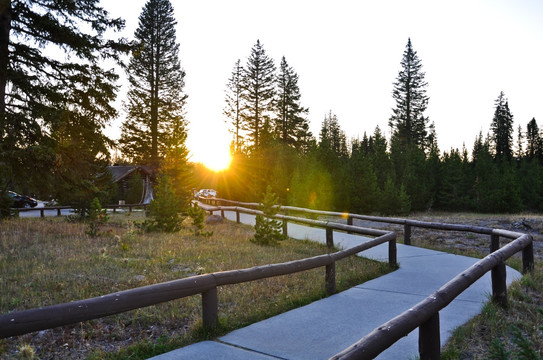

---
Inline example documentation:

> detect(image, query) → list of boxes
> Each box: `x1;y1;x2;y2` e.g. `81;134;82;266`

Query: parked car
194;189;217;199
8;191;38;208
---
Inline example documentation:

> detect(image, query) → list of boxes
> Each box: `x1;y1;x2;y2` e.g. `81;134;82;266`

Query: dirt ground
351;213;543;261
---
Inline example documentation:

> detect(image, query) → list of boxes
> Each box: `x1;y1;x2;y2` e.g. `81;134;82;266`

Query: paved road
150;210;521;360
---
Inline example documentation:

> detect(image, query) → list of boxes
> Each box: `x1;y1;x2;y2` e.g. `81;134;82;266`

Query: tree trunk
0;0;11;134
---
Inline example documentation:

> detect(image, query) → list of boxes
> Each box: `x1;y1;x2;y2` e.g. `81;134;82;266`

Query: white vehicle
195;189;217;198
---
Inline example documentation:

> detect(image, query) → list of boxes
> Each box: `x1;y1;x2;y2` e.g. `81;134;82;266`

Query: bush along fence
198;197;535;360
0;204;395;339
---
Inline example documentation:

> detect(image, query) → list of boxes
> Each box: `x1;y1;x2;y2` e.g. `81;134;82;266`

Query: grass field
0;213;391;359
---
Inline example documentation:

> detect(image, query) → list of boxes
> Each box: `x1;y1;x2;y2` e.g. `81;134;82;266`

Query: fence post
347;216;353;234
492;261;508;307
326;227;334;249
40;209;44;218
326;261;336;295
282;220;288;237
419;312;440;360
404;223;411;245
490;234;499;253
388;236;397;268
221;209;225;218
490;233;507;307
202;287;218;329
57;208;61;216
522;238;534;274
236;209;240;224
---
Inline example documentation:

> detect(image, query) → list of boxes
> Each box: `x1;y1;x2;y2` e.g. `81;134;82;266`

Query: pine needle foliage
252;185;284;246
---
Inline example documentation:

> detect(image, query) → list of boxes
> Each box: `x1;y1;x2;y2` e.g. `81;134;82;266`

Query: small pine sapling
145;175;184;232
252;185;285;246
187;205;213;237
86;197;108;237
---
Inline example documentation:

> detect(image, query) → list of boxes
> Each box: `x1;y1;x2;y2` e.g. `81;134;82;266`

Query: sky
102;0;543;168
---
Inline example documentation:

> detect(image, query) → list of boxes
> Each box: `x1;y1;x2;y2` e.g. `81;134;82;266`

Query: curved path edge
150;210;522;360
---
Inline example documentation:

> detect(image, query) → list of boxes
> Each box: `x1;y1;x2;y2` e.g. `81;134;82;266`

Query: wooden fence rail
15;203;148;217
200;197;535;360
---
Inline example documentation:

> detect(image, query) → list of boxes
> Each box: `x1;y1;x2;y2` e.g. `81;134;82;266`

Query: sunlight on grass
0;215;390;359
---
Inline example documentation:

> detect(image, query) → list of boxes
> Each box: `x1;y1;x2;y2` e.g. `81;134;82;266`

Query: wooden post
129;205;133;212
492;261;508;307
221;209;224;218
419;312;440;360
388;237;397;268
57;208;61;216
40;209;44;218
522;240;534;274
404;223;411;245
326;228;334;249
347;216;353;234
326;262;336;295
202;287;218;329
236;210;240;224
490;233;507;307
282;220;288;237
490;234;500;253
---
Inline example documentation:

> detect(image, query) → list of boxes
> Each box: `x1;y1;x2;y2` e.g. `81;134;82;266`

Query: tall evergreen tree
224;59;244;153
119;0;187;166
516;124;524;159
241;40;276;149
490;91;514;162
274;56;311;150
0;0;128;201
389;38;430;150
526;117;542;162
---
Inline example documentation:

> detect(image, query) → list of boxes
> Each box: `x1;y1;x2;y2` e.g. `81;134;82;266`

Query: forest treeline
1;0;541;216
198;39;543;214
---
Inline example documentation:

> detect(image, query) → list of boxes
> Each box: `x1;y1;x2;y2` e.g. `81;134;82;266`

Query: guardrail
199;197;535;359
14;203;148;217
0;204;395;339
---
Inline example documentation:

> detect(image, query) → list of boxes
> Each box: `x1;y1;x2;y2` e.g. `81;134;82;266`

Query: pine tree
274;56;311;150
526;117;542;162
490;91;514;162
0;0;128;203
224;59;244;153
516;124;524;159
389;38;430;150
119;0;187;166
252;185;284;246
241;40;276;149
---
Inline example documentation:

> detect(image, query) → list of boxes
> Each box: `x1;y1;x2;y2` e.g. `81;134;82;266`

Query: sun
201;151;232;172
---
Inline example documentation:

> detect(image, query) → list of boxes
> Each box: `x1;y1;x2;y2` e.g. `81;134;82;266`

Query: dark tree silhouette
241;40;276;149
0;0;129;204
389;38;430;149
119;0;187;166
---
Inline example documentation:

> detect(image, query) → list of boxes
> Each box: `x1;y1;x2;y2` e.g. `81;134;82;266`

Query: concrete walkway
150;210;522;360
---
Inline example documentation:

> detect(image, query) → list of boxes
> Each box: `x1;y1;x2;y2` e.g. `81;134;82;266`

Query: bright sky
103;0;543;168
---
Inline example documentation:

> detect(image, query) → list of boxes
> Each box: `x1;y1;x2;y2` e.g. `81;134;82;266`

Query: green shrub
252;185;284;246
0;191;14;219
85;197;108;237
145;175;184;232
187;205;212;237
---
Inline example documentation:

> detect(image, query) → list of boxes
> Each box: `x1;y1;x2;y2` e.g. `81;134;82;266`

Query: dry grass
0;213;390;359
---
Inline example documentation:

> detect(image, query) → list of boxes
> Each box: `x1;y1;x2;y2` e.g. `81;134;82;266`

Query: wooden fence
0;204;395;339
14;203;147;217
199;197;535;360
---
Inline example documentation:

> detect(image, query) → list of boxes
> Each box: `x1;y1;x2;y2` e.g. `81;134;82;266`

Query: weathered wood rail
0;204;395;339
199;197;535;360
14;203;148;217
